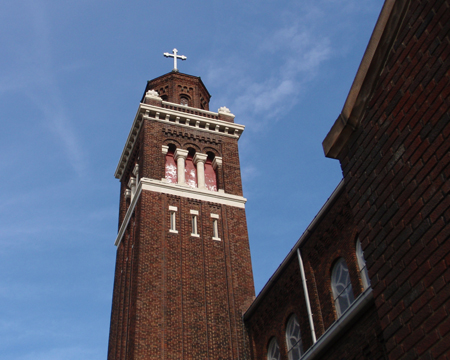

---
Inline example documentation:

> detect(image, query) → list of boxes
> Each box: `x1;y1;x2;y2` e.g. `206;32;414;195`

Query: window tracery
331;258;355;317
285;314;303;360
267;337;281;360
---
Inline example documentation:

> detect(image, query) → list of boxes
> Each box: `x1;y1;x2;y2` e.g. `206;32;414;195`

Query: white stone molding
210;213;219;219
144;89;161;100
125;189;131;199
114;178;246;246
128;177;137;200
174;149;189;185
193;153;208;189
218;106;234;117
133;164;139;176
190;209;199;215
115;103;245;180
161;145;169;154
212;157;222;170
169;205;178;212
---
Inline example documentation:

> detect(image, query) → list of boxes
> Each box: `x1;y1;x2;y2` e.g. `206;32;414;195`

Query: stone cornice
114;102;245;180
114;178;247;247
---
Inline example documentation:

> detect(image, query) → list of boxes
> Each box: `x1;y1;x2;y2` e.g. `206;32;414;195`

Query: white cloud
204;17;331;130
0;0;87;177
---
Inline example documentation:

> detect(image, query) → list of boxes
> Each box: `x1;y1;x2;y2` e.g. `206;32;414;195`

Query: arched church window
180;95;189;106
204;152;217;191
165;144;177;184
285;314;303;360
331;258;355;317
185;149;198;188
356;239;370;290
267;337;281;360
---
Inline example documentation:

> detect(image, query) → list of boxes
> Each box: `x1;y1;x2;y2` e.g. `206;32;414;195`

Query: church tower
107;64;255;359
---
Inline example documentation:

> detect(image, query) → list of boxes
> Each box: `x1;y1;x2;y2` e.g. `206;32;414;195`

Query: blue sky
0;0;384;358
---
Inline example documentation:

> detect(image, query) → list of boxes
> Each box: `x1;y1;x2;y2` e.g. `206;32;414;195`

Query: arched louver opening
331;258;355;317
204;152;217;191
185;149;197;188
165;144;177;184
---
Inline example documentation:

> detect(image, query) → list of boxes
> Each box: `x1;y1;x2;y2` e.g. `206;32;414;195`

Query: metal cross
163;48;187;72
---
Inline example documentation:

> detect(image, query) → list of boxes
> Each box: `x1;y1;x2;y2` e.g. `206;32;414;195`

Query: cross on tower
163;48;187;72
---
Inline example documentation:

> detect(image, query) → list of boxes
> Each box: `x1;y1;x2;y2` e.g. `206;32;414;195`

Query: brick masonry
245;187;387;360
336;1;450;358
108;72;255;360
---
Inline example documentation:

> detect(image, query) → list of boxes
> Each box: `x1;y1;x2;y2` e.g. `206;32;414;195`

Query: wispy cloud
0;0;86;176
204;16;331;130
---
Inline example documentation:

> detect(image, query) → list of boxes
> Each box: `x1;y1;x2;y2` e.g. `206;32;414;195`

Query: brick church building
107;0;450;359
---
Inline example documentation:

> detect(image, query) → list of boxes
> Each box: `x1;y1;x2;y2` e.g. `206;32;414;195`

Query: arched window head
356;239;370;290
285;314;303;360
331;258;355;317
165;144;177;184
267;337;280;360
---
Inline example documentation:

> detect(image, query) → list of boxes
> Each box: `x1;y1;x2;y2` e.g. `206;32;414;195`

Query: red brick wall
143;72;211;110
108;77;254;359
337;1;450;358
245;189;387;359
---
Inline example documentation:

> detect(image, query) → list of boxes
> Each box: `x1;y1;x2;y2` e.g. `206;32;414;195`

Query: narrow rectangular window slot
169;206;178;233
211;213;221;241
190;209;199;237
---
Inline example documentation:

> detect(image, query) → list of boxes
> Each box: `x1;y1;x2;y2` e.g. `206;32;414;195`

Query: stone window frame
190;209;199;237
169;206;178;233
211;213;220;241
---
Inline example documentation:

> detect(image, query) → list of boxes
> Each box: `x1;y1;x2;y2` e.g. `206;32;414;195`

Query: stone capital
128;177;136;188
212;157;223;169
174;148;189;161
161;145;169;155
124;189;131;199
193;153;208;164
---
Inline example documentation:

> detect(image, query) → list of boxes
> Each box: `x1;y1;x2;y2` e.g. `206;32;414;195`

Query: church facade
108;0;450;359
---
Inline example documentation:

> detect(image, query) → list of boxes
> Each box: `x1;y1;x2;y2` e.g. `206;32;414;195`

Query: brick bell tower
107;63;255;359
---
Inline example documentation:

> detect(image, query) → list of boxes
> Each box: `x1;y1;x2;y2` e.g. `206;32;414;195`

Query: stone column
174;149;189;185
193;153;208;189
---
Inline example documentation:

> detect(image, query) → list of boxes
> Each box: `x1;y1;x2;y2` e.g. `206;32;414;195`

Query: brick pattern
337;1;450;358
108;73;254;359
143;72;211;111
245;190;387;359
